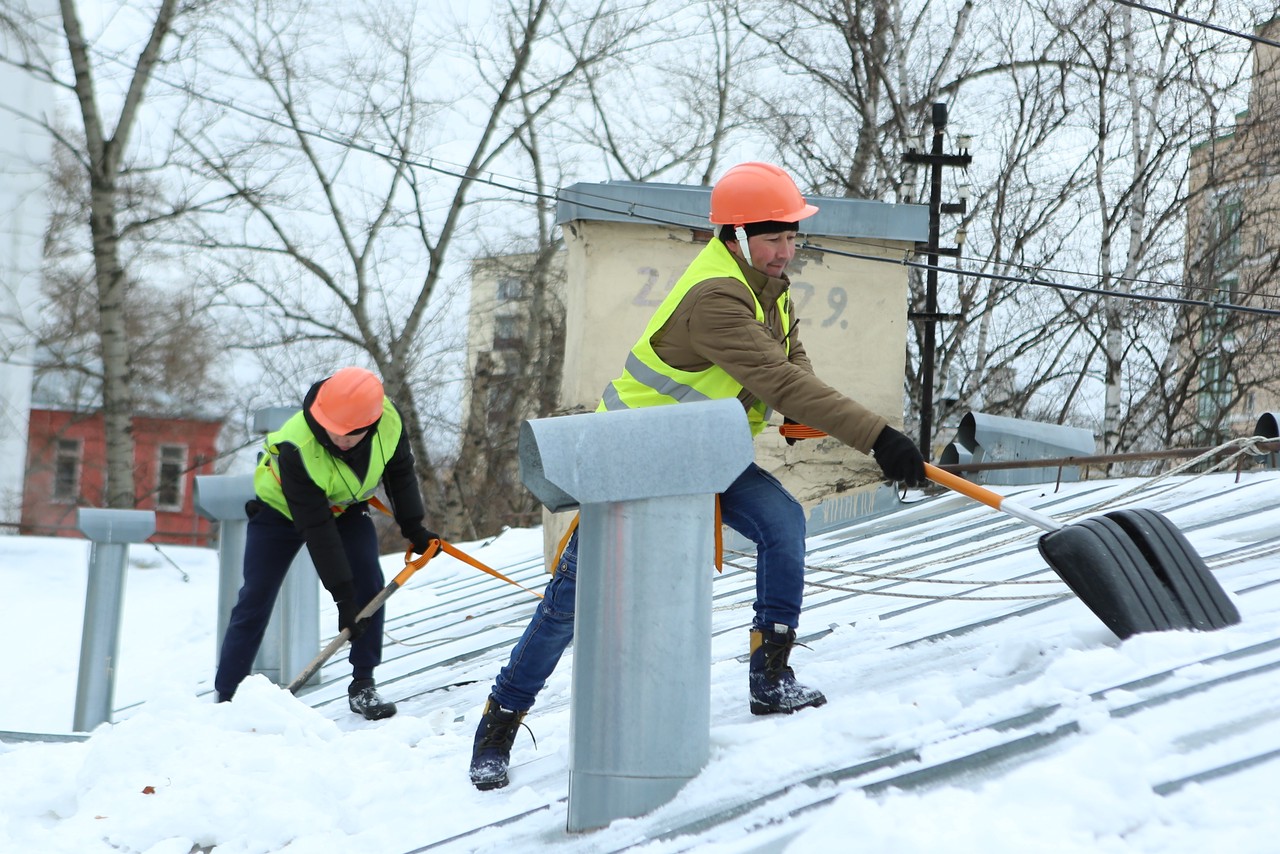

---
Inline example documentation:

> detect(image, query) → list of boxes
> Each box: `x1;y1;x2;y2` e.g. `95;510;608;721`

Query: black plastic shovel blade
1037;509;1239;640
1104;508;1241;631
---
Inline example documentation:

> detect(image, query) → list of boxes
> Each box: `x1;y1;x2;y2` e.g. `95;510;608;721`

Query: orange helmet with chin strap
709;162;819;226
311;367;385;435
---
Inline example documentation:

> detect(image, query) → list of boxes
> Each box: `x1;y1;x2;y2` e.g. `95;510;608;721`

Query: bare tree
442;0;768;537
0;0;229;506
738;0;1102;447
33;129;228;415
1046;0;1254;454
565;0;758;184
171;0;659;538
739;0;1260;458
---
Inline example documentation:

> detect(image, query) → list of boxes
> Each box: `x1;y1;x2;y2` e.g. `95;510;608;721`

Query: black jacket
271;381;426;598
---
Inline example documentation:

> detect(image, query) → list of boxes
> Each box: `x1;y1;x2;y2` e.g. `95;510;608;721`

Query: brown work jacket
647;244;889;455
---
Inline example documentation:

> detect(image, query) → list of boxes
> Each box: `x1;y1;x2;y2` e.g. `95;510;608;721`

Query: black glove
871;426;927;487
332;582;369;641
402;523;440;555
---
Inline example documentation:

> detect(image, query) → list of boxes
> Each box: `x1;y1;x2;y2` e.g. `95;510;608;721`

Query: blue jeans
214;505;387;699
490;462;806;711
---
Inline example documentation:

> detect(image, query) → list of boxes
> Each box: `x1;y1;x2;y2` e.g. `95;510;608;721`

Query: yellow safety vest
254;398;402;519
598;239;791;435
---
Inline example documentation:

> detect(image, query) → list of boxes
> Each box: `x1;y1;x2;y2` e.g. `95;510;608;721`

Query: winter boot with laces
748;623;827;716
348;678;397;720
469;696;529;791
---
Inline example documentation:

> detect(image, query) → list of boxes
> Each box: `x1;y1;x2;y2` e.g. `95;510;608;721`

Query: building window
156;445;187;511
1210;194;1242;278
493;315;522;351
486;371;518;417
52;439;81;502
1196;353;1233;423
497;277;525;301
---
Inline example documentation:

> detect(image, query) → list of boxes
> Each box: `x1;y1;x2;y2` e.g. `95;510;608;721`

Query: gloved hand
871;426;927;487
402;523;441;555
332;582;369;641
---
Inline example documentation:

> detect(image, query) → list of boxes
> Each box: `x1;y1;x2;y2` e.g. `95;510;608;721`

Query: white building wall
0;19;54;527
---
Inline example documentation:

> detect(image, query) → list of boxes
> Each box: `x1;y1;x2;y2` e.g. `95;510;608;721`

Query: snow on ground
2;472;1280;853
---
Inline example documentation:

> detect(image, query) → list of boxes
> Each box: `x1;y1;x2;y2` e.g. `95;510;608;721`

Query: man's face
326;428;369;451
734;230;799;277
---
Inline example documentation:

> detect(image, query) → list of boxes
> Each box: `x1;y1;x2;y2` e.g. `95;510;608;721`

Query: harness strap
437;539;544;599
369;496;542;599
552;513;580;573
714;495;723;572
551;501;723;575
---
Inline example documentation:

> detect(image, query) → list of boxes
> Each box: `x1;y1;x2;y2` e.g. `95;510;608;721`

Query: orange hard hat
709;162;819;225
312;367;385;434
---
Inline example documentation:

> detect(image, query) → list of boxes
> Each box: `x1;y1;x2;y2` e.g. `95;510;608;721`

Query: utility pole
902;102;972;460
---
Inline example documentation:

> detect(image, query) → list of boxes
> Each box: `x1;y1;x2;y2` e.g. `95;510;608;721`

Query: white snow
3;470;1280;853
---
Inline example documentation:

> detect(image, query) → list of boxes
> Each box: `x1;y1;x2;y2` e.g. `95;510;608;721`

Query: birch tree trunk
59;0;180;507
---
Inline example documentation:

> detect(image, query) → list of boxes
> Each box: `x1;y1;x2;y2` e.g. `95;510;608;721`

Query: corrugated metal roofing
285;465;1280;851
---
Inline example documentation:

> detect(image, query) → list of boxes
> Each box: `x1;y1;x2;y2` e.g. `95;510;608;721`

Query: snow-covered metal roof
287;464;1280;850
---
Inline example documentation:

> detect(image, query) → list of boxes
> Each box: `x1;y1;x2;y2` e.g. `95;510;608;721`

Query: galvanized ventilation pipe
194;473;320;690
519;398;753;833
74;508;155;731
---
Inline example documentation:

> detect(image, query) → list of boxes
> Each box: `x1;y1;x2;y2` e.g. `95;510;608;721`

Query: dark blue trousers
489;462;806;711
214;505;387;699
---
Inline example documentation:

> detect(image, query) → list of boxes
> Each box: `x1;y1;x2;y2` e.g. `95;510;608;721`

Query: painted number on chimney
790;282;849;330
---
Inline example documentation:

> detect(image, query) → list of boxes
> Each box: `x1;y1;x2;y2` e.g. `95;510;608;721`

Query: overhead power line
801;242;1280;320
32;56;1280;322
1108;0;1280;49
13;8;1278;322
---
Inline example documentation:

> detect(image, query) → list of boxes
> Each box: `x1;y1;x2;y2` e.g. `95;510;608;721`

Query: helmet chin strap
734;225;753;270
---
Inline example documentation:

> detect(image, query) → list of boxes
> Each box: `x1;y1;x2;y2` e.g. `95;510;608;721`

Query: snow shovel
924;462;1240;639
286;540;440;694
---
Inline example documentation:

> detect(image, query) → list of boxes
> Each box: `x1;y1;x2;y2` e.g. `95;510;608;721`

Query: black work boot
469;696;528;791
348;678;397;720
748;624;827;716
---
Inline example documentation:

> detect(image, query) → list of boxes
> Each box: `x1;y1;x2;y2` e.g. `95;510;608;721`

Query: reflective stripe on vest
254;398;402;519
598;239;790;435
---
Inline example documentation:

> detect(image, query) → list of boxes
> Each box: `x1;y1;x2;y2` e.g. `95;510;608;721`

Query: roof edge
556;181;928;243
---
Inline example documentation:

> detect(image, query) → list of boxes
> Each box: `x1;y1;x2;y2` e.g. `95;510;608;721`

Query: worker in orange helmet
214;367;438;719
468;162;926;789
